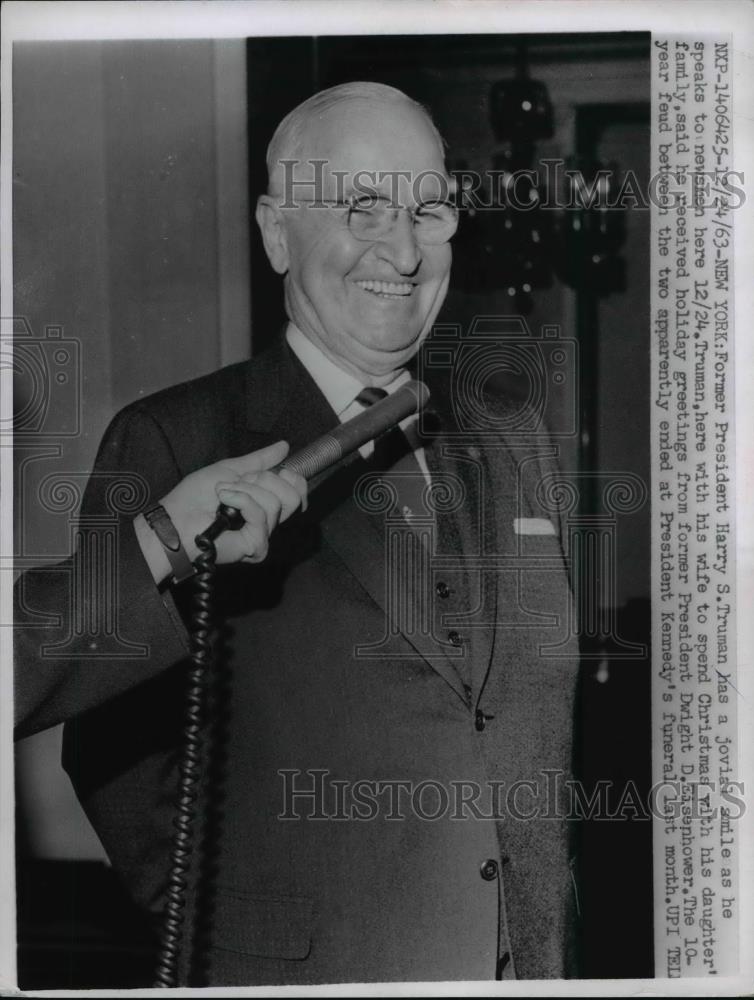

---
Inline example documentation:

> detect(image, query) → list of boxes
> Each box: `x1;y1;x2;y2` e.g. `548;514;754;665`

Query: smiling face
257;98;453;384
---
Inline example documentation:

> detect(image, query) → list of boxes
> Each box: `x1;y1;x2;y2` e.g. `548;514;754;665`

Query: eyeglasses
294;195;458;245
344;195;458;245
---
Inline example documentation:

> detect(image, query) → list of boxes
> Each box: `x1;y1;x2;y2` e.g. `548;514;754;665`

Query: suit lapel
259;346;467;703
318;483;469;704
258;341;342;453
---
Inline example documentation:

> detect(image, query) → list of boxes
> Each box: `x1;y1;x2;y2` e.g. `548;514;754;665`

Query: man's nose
374;209;422;275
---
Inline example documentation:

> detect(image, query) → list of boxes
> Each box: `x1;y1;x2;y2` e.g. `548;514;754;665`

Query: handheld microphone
205;379;430;539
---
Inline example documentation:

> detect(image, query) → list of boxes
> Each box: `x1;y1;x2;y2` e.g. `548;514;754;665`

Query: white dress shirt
285;323;431;483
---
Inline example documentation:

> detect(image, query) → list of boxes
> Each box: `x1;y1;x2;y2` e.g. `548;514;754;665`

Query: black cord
152;505;244;987
153;530;217;987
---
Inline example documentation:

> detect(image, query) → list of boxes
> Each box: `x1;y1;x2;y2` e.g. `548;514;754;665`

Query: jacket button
475;709;486;731
480;858;499;881
436;581;450;599
447;630;463;647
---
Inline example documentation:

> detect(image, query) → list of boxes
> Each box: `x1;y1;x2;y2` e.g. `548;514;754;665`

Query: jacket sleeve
14;404;192;739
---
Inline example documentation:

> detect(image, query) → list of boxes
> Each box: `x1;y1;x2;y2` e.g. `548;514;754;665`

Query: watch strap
143;503;195;584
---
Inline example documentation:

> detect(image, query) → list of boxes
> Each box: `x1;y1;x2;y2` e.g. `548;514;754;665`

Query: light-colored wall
14;39;250;859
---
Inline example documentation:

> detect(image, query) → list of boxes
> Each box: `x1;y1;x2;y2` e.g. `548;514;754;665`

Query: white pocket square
514;518;557;536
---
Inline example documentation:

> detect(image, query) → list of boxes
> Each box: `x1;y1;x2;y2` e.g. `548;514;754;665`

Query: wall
13;39;250;859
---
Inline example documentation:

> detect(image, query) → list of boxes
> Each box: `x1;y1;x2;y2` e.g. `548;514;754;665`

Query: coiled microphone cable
153;505;243;988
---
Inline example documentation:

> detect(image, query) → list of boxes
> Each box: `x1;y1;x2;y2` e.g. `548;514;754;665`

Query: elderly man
15;82;580;985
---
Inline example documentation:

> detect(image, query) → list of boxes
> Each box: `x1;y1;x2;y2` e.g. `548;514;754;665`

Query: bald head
266;81;445;196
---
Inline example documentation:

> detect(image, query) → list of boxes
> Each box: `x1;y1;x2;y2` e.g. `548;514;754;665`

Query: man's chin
360;321;425;350
360;332;424;367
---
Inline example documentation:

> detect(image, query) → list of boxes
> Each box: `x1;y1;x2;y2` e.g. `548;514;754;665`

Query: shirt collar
285;323;411;417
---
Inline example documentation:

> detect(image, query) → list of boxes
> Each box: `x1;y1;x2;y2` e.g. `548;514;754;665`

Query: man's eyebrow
345;191;392;204
342;192;457;209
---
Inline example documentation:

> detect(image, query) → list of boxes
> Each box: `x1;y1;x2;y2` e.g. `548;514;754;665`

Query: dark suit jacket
15;336;581;985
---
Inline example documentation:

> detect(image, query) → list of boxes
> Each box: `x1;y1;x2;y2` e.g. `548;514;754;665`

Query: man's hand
135;441;307;584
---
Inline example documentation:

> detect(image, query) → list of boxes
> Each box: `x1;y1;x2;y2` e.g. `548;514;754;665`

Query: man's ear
256;195;290;275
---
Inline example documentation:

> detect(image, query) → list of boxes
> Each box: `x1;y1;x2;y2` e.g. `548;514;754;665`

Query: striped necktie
355;387;430;528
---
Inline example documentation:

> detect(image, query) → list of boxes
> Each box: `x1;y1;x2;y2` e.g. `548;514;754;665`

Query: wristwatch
143;503;196;584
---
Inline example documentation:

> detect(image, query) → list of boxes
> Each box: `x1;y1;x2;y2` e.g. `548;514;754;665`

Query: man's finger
215;487;268;525
233;470;306;520
278;468;308;512
222;440;290;477
217;475;302;532
220;481;282;534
